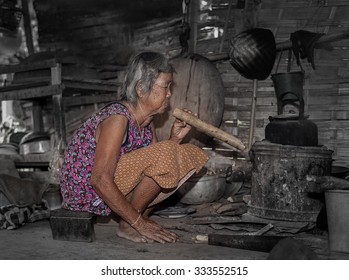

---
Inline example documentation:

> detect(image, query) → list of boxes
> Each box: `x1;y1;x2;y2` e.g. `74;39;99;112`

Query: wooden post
21;0;35;55
50;63;62;86
219;0;233;53
31;100;44;132
248;79;258;150
287;49;293;72
23;0;41;134
243;0;260;30
243;0;260;150
50;63;67;148
188;0;199;53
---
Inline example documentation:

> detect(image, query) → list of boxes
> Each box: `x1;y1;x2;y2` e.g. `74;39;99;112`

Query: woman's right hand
133;216;179;243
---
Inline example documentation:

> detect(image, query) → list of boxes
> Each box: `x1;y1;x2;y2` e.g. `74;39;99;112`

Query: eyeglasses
153;81;173;92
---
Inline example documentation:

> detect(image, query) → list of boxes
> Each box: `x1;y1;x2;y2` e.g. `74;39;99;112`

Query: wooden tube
173;108;246;152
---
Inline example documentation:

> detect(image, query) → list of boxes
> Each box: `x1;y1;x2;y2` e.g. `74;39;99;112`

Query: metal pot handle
277;91;304;118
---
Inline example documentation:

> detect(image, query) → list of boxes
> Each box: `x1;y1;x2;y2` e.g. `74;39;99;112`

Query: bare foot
116;220;152;243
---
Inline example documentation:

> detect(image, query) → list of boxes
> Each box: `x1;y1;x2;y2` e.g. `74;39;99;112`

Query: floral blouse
60;102;153;216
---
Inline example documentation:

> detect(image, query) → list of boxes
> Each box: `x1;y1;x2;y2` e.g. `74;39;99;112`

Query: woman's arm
91;115;141;225
90;115;177;243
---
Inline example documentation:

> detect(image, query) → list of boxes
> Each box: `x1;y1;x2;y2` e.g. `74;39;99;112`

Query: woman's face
145;72;173;114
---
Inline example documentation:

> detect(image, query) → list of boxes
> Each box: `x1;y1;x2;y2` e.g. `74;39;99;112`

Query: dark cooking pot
265;115;318;146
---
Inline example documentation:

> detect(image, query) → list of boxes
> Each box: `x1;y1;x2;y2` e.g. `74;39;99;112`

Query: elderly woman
60;52;208;243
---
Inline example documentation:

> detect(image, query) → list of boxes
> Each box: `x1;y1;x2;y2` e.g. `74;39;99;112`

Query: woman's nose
166;88;172;98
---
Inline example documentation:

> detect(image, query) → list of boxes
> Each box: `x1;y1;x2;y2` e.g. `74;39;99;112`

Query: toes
116;226;146;243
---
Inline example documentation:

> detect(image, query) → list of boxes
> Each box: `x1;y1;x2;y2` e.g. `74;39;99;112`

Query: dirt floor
1;203;349;260
0;217;268;260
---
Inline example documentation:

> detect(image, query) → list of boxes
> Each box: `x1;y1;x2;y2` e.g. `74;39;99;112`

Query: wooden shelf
0;152;51;168
0;84;62;100
0;59;120;163
0;79;119;100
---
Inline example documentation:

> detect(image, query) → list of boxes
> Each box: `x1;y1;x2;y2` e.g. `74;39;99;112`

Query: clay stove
248;71;333;222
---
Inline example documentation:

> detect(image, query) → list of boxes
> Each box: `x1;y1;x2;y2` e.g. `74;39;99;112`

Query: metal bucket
249;140;333;222
271;71;304;102
43;189;63;210
325;190;349;253
271;71;304;115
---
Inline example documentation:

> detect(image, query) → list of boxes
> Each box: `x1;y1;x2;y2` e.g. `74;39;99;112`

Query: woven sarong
114;140;209;205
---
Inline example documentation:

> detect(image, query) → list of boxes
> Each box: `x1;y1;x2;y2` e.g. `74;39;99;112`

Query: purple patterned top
60;102;153;216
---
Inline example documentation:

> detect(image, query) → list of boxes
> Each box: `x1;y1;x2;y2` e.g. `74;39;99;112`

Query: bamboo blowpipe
173;108;248;156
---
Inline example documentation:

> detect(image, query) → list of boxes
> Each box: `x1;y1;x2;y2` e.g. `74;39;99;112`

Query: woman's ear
136;80;144;98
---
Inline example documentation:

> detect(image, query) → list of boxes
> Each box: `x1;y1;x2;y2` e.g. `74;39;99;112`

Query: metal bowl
19;132;51;155
177;174;226;205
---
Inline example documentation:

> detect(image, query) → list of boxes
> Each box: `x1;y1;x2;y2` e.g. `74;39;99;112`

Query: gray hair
120;52;174;104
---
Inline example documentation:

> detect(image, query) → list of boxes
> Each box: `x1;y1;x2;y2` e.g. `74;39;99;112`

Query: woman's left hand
169;108;195;143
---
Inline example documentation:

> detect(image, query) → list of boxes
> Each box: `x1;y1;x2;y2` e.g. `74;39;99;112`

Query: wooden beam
0;59;58;74
0;85;63;100
63;94;116;106
276;30;349;51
